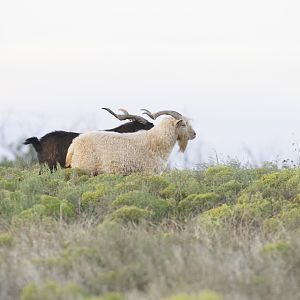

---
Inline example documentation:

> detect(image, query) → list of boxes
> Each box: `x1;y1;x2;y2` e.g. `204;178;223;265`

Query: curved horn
140;109;155;120
118;108;130;115
102;107;120;120
118;108;149;124
102;107;148;124
141;109;182;120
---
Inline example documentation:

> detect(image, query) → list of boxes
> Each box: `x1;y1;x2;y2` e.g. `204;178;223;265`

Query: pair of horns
141;109;183;120
102;108;149;124
102;107;183;123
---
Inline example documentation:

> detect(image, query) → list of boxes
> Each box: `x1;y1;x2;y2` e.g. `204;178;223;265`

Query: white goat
65;110;196;175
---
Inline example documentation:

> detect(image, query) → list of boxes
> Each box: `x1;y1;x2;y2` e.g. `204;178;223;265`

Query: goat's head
141;109;196;152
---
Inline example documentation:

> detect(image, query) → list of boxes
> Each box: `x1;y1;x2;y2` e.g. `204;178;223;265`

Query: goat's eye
181;123;186;127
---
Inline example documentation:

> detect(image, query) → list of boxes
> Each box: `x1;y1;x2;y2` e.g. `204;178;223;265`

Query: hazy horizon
1;0;300;166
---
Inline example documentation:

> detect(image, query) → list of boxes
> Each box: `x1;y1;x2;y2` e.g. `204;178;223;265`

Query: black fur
106;120;154;133
24;120;154;172
23;137;42;152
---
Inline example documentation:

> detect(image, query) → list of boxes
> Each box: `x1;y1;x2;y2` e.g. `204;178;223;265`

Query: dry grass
0;220;299;300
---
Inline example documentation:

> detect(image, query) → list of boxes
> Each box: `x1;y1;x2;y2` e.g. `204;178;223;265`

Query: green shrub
87;173;124;189
0;189;38;223
12;195;75;225
165;295;193;300
0;189;14;221
162;170;202;200
40;195;76;220
116;174;169;197
86;293;123;300
197;290;222;300
199;204;232;228
12;204;47;225
20;281;84;300
233;196;274;221
0;178;17;191
81;185;108;208
19;174;52;197
57;185;84;206
267;206;300;231
205;165;235;183
107;206;150;223
165;290;222;300
261;171;291;187
247;169;300;200
140;175;170;196
280;206;300;229
0;233;14;247
178;193;220;216
262;241;290;256
215;180;242;200
112;191;175;220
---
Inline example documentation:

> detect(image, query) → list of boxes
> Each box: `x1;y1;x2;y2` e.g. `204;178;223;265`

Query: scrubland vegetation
0;161;300;300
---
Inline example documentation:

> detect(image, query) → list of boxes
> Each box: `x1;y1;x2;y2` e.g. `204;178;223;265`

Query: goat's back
66;130;165;175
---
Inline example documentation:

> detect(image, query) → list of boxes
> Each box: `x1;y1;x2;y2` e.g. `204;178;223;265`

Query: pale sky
1;0;300;165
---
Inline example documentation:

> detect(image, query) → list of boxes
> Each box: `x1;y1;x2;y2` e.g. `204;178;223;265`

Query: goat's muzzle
191;131;196;140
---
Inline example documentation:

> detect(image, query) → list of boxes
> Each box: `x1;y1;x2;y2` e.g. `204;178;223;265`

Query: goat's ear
175;119;184;128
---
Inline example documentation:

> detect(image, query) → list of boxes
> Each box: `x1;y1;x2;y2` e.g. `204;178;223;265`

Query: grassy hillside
0;163;299;300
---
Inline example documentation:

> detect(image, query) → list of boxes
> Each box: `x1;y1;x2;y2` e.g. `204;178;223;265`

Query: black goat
24;108;154;172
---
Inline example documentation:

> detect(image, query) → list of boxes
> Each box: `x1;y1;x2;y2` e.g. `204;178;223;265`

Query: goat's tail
24;137;42;153
65;143;74;168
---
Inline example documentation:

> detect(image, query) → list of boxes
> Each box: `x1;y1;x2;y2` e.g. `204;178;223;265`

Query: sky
1;0;300;166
